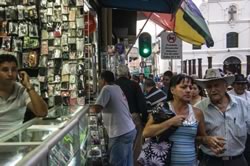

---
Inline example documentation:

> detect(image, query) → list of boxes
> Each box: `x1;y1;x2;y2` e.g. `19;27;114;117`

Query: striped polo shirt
145;87;167;112
0;82;31;134
195;94;250;156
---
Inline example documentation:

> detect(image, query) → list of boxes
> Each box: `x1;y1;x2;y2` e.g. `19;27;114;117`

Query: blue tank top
169;103;198;166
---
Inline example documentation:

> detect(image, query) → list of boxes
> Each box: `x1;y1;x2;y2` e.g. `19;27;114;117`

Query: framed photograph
1;36;11;51
76;29;83;37
40;0;47;8
41;30;48;40
54;38;61;46
69;51;76;59
61;34;68;45
40;9;47;23
18;23;28;37
76;7;84;17
54;49;62;59
62;6;69;14
76;17;83;28
69;9;76;21
39;55;47;67
54;23;62;37
8;22;18;35
62;15;68;21
22;51;38;68
17;5;24;20
77;38;84;51
12;38;23;52
62;0;69;6
41;40;48;55
68;37;76;44
54;9;62;22
29;24;38;37
68;29;76;37
0;21;8;36
55;0;61;7
76;0;83;6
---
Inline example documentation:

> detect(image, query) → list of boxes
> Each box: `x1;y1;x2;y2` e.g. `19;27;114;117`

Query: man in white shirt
0;54;48;133
228;74;250;100
228;74;250;165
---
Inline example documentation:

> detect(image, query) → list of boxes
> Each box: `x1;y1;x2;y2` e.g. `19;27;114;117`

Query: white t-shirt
95;84;135;138
0;82;31;134
228;89;250;101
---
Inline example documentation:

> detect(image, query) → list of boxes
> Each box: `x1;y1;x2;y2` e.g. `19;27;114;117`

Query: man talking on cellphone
0;54;48;133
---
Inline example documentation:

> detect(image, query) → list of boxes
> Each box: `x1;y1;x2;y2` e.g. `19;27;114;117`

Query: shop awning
97;0;214;47
97;0;181;13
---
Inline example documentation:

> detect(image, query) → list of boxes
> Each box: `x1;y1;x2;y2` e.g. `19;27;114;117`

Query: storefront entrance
223;56;241;74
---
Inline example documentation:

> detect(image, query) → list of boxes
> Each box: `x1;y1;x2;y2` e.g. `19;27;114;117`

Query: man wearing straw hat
195;68;250;166
228;74;250;165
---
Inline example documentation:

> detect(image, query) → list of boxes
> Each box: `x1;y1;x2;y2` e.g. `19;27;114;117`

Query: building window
192;45;201;50
226;32;238;48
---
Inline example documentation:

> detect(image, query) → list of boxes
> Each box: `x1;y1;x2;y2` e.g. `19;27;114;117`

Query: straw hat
195;68;235;88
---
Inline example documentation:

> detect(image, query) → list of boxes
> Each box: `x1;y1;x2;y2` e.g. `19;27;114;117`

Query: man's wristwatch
26;85;34;92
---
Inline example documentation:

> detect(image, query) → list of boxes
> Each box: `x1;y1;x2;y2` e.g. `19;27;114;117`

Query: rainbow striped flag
144;0;214;47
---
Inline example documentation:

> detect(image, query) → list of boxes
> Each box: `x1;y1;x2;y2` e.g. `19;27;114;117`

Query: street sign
161;32;182;59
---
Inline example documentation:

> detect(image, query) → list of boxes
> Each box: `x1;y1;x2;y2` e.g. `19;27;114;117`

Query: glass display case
0;105;89;166
0;144;38;166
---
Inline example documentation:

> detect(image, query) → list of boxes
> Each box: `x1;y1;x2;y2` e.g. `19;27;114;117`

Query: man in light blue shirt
195;68;250;166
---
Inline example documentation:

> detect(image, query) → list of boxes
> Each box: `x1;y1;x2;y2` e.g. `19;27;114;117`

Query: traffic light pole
125;12;153;58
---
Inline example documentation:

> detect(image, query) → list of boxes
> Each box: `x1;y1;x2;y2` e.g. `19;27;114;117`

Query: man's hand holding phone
18;71;33;92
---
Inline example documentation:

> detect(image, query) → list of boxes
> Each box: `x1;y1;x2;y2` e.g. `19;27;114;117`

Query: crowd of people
91;65;250;166
1;53;250;166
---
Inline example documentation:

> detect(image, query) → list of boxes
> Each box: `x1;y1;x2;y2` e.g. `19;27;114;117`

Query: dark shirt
116;77;148;123
161;86;168;95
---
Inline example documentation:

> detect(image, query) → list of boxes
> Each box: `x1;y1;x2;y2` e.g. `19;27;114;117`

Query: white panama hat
195;68;235;88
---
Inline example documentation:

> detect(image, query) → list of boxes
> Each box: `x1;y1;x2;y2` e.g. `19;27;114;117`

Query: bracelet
26;85;34;92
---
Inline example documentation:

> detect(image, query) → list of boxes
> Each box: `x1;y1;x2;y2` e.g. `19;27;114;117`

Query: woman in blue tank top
143;74;208;166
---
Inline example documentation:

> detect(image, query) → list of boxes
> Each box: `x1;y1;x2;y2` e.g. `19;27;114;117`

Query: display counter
0;105;89;166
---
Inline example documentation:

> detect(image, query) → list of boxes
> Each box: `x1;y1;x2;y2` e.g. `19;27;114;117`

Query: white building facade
181;0;250;76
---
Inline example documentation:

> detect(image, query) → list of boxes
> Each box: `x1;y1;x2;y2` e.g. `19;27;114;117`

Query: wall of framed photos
0;0;98;108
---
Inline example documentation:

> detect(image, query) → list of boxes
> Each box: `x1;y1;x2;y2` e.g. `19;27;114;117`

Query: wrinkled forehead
205;79;226;87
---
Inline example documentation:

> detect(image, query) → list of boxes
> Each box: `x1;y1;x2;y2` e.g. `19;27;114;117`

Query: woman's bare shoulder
192;106;204;121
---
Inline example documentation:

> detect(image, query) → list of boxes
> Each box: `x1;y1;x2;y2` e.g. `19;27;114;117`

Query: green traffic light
139;32;152;58
143;48;150;54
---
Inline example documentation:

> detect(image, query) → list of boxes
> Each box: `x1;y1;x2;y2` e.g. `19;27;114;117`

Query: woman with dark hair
191;82;206;105
142;74;211;166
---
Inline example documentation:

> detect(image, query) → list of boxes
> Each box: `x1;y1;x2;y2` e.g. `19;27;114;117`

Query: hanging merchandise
0;0;98;109
38;0;95;108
